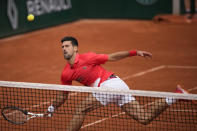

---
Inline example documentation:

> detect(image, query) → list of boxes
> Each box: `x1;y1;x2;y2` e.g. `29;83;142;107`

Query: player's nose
62;47;67;52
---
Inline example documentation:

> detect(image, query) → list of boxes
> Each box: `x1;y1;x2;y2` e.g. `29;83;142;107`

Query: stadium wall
0;0;79;39
78;0;172;19
0;0;185;39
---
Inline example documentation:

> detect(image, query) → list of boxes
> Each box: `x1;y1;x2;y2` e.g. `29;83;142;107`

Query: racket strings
3;109;27;123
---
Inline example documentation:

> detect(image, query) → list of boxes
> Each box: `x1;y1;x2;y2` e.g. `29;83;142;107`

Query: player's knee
138;119;151;125
137;116;153;125
75;108;83;115
75;105;87;115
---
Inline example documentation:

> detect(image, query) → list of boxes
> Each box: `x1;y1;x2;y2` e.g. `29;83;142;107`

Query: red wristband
129;51;137;56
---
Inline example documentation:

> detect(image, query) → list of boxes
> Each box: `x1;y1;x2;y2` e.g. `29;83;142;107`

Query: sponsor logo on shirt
83;66;87;69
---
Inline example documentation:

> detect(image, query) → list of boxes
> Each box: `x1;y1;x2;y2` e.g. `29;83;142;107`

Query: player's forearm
48;91;69;113
53;92;68;109
108;51;137;61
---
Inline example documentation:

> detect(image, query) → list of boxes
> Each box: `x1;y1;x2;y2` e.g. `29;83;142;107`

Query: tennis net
0;80;197;131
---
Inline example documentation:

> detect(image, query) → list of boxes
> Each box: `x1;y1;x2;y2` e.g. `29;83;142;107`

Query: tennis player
46;36;188;131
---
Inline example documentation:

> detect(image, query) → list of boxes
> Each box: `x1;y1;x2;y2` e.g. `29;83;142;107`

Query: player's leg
121;98;168;125
121;85;189;125
66;93;103;131
104;76;169;125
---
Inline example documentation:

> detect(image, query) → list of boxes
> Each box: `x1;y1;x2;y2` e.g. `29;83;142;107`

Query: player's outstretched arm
108;50;152;61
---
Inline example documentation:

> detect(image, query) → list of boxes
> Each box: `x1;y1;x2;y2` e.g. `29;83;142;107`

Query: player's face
62;41;78;60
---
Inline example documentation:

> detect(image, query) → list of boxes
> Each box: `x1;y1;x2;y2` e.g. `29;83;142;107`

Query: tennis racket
1;106;51;125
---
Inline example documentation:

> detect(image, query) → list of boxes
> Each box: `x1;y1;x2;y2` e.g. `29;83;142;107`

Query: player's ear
74;46;78;52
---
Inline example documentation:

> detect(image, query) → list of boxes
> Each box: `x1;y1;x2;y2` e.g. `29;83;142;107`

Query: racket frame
1;106;44;125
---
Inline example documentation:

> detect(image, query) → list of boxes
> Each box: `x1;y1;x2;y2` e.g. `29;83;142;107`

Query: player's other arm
53;91;69;109
46;81;71;116
46;91;69;116
108;50;152;61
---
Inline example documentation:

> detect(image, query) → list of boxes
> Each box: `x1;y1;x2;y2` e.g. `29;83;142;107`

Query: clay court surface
0;18;197;130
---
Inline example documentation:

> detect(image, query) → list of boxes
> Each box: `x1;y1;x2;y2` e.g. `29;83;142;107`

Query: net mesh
0;81;197;131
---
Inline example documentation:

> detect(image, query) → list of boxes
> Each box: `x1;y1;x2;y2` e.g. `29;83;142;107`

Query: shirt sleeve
61;75;72;85
61;81;72;85
88;52;108;65
61;80;71;94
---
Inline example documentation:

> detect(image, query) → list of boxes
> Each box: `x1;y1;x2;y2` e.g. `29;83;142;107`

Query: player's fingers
144;53;152;58
146;52;152;57
145;55;152;59
137;51;152;58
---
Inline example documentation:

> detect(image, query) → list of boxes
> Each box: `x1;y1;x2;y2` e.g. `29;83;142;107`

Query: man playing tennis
46;36;188;131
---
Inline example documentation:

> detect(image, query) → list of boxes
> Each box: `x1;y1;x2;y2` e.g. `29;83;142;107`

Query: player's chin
64;55;71;60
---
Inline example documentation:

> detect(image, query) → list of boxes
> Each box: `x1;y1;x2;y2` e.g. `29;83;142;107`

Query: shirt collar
69;53;79;69
74;53;79;64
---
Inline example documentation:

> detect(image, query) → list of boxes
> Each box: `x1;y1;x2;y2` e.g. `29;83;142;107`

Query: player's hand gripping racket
1;106;52;125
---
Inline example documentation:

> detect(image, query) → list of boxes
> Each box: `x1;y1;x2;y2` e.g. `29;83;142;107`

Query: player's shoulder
78;52;98;61
80;52;96;56
63;62;70;69
79;52;97;58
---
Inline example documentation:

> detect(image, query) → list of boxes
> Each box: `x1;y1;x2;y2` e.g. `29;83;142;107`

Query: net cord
0;80;197;100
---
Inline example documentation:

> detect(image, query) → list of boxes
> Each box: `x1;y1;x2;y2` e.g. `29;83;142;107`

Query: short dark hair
61;36;78;47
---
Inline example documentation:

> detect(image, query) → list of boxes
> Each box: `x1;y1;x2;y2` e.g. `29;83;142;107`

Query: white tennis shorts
91;76;135;107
